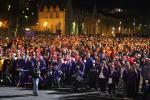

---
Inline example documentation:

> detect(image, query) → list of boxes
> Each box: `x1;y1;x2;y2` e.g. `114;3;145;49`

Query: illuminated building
32;5;65;34
32;0;122;36
0;21;8;28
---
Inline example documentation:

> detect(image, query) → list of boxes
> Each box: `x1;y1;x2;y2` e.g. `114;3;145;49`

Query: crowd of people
0;35;149;98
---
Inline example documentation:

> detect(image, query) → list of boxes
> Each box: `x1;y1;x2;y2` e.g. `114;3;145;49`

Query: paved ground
0;87;140;100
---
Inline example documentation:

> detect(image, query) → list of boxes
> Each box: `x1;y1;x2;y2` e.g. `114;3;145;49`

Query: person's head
27;56;31;61
125;61;130;69
146;79;149;84
87;52;91;58
102;61;106;67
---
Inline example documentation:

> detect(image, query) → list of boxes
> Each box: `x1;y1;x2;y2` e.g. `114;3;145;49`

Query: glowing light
32;13;34;15
114;8;123;12
112;26;115;37
26;8;29;11
44;22;48;27
25;15;28;19
112;26;115;31
22;11;25;14
98;19;100;23
8;5;11;8
8;5;11;11
120;21;122;24
0;22;2;27
72;21;76;33
118;26;121;32
25;28;30;31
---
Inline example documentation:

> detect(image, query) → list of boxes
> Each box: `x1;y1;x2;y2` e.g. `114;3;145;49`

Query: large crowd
0;35;150;98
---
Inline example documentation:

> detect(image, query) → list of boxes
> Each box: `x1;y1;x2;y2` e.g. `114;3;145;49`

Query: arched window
55;6;60;18
56;12;59;18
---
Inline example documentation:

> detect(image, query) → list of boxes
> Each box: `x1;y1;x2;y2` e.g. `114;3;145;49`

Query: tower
65;0;73;34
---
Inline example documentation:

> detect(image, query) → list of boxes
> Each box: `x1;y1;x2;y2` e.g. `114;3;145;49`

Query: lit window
56;12;59;18
26;8;29;11
8;5;11;8
0;22;3;27
8;5;11;11
50;13;53;18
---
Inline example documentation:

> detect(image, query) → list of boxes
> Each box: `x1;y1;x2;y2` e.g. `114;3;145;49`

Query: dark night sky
0;0;149;11
72;0;150;15
0;0;150;22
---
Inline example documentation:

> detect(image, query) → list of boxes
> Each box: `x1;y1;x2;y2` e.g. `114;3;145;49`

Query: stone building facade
32;0;124;36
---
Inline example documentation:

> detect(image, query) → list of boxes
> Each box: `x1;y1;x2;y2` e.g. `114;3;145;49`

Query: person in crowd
31;59;41;96
126;62;138;99
72;58;85;91
134;63;141;97
108;63;120;96
0;35;149;99
143;80;150;100
122;61;131;96
85;53;94;88
98;61;108;95
52;62;63;88
88;60;98;91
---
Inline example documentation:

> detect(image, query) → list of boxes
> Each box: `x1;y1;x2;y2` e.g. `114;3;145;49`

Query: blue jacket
53;67;63;80
85;57;94;72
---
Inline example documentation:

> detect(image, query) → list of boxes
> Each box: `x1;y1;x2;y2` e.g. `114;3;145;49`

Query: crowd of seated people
0;35;149;99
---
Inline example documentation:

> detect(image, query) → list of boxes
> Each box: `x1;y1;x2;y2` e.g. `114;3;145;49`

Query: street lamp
25;15;28;19
8;5;11;11
112;26;115;37
118;26;121;33
120;21;122;25
119;21;122;33
133;18;136;34
26;7;29;11
22;11;25;14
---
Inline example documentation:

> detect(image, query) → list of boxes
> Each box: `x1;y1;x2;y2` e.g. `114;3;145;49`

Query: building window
56;12;59;18
50;12;53;18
